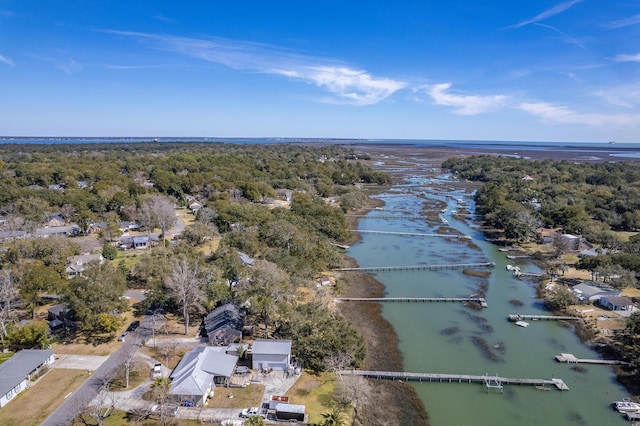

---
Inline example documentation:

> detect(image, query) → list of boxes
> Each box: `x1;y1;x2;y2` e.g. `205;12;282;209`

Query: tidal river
347;170;630;425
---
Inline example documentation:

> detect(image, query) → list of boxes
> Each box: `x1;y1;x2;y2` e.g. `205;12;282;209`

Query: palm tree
320;407;346;426
245;415;265;426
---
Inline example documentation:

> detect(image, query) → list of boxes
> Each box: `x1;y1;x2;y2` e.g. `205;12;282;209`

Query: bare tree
2;214;26;241
141;195;177;239
78;384;118;426
334;375;371;422
59;204;77;223
165;257;205;335
0;269;18;342
324;353;355;378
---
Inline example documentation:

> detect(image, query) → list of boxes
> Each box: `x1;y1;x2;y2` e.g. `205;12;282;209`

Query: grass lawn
0;352;13;364
0;369;89;426
206;384;265;409
286;372;353;425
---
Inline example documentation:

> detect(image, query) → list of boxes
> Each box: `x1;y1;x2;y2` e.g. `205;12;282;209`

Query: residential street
40;316;155;426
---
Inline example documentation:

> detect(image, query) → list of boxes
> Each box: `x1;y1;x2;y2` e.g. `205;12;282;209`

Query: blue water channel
347;176;630;425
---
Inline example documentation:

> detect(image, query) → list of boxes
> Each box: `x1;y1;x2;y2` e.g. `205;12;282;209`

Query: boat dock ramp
336;297;488;308
338;370;569;391
508;314;580;322
555;353;630;366
333;261;495;273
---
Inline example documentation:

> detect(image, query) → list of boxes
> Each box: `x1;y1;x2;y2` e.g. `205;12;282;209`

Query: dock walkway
336;297;487;307
508;314;580;322
351;229;471;239
333;262;495;273
338;370;569;391
555;353;630;366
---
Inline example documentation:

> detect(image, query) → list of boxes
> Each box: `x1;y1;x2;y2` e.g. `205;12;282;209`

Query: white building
0;349;55;408
251;339;292;371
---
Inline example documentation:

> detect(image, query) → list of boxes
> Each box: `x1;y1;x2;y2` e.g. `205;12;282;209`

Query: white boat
515;321;529;328
613;398;640;413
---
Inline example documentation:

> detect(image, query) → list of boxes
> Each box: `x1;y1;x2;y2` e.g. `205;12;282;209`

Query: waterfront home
599;296;634;312
571;282;620;302
0;349;55;408
169;346;238;405
251;339;292;371
202;303;244;345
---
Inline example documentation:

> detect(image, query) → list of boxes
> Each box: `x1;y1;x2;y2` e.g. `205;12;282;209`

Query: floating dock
555;353;630;366
336;297;487;308
337;370;569;391
508;314;580;322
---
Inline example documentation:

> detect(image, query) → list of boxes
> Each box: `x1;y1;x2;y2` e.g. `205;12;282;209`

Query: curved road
41;317;155;426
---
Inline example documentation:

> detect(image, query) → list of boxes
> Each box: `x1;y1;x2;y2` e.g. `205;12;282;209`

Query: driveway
52;354;109;371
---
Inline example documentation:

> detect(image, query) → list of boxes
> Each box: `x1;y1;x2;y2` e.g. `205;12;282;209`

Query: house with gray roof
572;282;620;302
169;346;238;406
599;296;634;312
202;303;244;346
251;339;292;371
0;349;55;408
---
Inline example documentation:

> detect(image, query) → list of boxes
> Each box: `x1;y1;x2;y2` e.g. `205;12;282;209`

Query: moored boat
515;320;529;328
612;398;640;413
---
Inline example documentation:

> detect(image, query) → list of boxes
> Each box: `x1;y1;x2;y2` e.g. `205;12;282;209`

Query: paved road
41;317;156;426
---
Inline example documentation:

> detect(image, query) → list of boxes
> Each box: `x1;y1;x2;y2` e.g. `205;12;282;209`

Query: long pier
508;314;580;322
336;297;487;307
333;262;495;273
351;229;471;239
346;215;420;219
338;370;569;391
555;353;630;366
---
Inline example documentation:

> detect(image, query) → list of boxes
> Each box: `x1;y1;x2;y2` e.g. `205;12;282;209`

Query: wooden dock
336;297;487;307
338;370;569;391
351;229;471;239
508;314;580;322
333;262;495;273
555;353;630;366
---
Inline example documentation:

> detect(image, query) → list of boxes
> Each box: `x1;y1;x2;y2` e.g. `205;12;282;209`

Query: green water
347;182;630;425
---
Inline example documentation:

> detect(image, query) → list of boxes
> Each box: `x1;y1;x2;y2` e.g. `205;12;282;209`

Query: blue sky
1;1;640;142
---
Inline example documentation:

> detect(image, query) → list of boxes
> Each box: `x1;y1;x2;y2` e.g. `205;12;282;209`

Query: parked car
240;407;260;418
127;320;140;332
118;331;129;342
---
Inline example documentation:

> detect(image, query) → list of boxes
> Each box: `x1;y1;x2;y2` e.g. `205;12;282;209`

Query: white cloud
534;23;585;49
103;30;406;105
57;59;81;74
508;0;584;29
593;83;640;108
604;14;640;29
0;54;14;66
272;66;406;105
518;102;640;127
424;83;506;115
614;53;640;63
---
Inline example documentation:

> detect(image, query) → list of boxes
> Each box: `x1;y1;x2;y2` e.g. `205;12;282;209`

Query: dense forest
443;155;640;276
0;142;389;373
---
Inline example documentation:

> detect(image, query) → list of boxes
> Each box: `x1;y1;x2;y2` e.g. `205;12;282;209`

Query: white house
169;346;238;406
0;349;55;408
66;254;104;278
251;339;292;371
